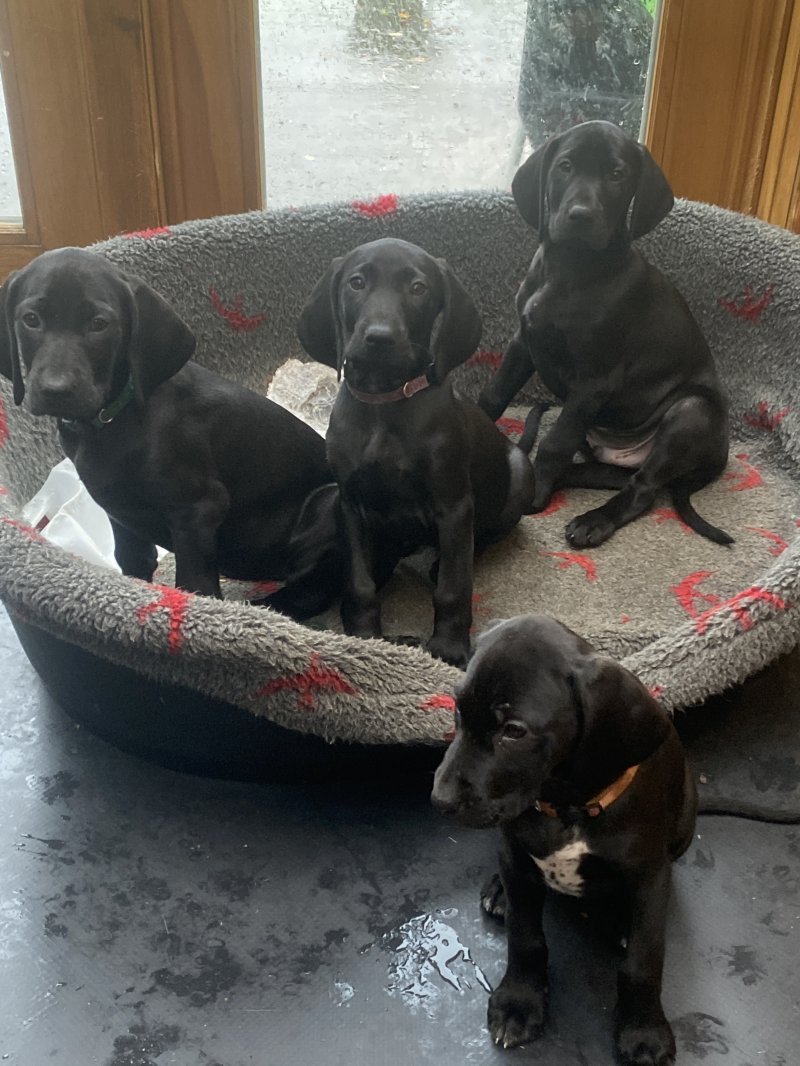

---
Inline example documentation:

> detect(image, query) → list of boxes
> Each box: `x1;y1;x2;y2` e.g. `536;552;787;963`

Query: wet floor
0;603;798;1065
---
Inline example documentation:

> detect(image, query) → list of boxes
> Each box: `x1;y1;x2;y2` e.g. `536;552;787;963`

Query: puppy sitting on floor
479;119;731;549
432;614;697;1065
0;248;342;619
298;238;535;667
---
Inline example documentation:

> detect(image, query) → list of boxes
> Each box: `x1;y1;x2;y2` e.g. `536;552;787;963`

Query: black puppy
298;238;535;667
479;120;731;548
0;248;341;618
432;615;696;1065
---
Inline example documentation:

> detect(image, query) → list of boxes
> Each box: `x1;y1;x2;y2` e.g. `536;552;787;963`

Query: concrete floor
0;602;798;1065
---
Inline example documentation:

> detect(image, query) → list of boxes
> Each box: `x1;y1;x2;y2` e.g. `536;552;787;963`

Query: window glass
258;0;658;208
0;68;21;222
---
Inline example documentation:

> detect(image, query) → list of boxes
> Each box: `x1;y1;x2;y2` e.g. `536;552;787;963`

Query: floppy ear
0;271;25;405
297;257;344;376
511;134;561;234
568;654;671;785
124;275;196;402
629;144;674;240
431;258;482;383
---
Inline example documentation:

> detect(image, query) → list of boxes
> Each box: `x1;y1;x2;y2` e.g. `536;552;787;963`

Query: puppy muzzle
550;206;611;250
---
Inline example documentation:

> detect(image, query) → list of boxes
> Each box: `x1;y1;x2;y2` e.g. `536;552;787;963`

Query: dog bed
1;193;799;755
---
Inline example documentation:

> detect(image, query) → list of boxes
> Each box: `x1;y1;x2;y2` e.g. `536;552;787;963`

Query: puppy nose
567;204;595;223
37;376;78;401
431;790;457;815
364;324;396;348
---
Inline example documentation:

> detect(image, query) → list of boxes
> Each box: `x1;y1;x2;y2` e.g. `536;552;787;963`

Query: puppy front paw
488;979;547;1049
529;485;554;513
565;509;616;548
480;873;506;922
427;635;470;669
615;1014;676;1066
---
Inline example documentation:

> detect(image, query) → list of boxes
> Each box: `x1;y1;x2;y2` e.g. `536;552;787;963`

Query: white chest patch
531;839;590;897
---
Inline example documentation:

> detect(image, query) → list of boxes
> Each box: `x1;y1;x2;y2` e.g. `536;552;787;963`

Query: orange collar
535;764;640;820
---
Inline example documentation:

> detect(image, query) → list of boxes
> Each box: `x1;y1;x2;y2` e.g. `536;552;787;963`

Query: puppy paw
615;1015;676;1065
565;509;616;548
427;635;469;669
480;873;506;922
529;487;554;513
488;980;547;1049
390;634;423;648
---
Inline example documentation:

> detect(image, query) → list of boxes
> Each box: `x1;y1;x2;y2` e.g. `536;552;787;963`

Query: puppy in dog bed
0;248;342;619
298;238;535;667
432;614;696;1065
480;119;731;550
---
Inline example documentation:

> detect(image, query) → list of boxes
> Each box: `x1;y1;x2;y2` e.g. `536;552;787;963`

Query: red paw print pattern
671;570;787;634
136;586;192;654
744;401;789;432
122;226;172;239
651;508;693;534
542;550;597;583
531;489;568;518
420;693;457;742
719;283;774;323
745;527;788;557
257;653;358;709
209;287;267;332
466;350;503;370
724;453;764;492
351;194;399;218
0;517;46;542
497;417;524;441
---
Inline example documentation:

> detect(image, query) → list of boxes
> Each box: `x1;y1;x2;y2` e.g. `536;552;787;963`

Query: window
258;0;661;207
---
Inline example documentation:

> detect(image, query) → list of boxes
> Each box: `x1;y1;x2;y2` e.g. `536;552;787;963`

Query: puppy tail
671;487;734;546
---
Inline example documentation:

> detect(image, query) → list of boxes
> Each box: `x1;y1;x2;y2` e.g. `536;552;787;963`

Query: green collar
95;375;136;426
60;376;136;430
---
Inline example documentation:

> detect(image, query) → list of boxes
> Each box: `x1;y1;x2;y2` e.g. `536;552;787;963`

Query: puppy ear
0;271;25;405
569;654;671;785
297;257;344;377
125;275;196;402
629;144;674;240
511;135;560;234
431;258;482;383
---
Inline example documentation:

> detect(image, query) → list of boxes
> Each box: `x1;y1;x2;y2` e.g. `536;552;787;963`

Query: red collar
345;373;431;405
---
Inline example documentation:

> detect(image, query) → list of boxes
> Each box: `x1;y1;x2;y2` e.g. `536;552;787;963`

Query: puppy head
297;238;481;392
511;120;674;248
0;248;195;419
431;615;671;827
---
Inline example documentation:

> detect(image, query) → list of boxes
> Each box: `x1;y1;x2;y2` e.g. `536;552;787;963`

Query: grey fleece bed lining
1;193;800;746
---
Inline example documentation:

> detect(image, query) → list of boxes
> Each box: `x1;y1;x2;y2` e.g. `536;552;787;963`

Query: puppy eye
410;281;428;296
21;312;41;328
348;275;365;291
89;316;109;332
609;168;624;181
501;720;528;741
558;159;572;173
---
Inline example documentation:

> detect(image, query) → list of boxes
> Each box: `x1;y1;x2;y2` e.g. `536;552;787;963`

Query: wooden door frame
0;0;262;278
645;0;798;227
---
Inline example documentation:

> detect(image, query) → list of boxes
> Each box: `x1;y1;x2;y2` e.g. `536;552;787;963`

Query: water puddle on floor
383;909;491;1018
